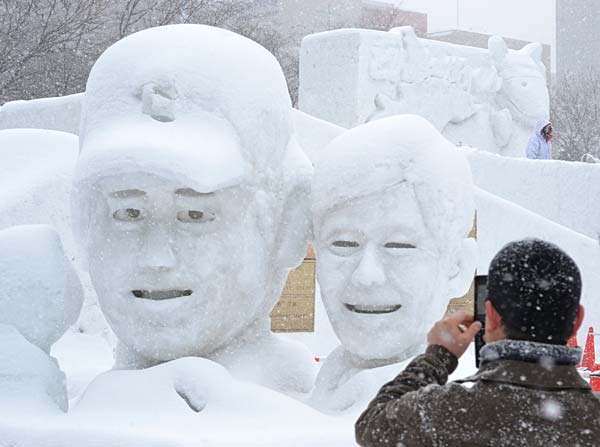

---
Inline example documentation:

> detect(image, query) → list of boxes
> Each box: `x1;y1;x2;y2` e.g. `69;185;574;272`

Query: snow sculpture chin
72;25;314;393
310;115;476;411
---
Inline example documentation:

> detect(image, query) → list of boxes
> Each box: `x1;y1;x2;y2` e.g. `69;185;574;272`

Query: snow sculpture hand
73;357;326;434
309;346;381;413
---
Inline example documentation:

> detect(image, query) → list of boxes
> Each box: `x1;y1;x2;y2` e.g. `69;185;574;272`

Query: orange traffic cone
590;374;600;392
582;327;596;371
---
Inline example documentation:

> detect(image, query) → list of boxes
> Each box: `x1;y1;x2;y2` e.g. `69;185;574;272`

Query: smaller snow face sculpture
73;25;313;376
312;115;476;362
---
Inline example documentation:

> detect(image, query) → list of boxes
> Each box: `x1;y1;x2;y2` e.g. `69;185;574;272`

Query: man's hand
427;311;482;359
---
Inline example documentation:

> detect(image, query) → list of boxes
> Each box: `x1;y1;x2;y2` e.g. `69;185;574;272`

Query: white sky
384;0;556;71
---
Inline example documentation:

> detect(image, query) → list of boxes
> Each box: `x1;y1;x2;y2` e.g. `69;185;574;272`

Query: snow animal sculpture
0;225;84;414
309;115;477;412
298;27;549;157
71;25;315;393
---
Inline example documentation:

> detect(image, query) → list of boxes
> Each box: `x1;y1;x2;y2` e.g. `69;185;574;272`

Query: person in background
356;238;600;447
526;119;553;159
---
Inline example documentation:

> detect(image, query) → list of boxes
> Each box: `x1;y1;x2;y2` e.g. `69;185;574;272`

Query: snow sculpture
0;225;83;415
309;115;477;412
0;225;83;353
299;27;549;157
72;25;314;393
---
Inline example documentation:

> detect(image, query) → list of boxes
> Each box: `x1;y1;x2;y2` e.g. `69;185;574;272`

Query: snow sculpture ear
273;140;313;271
446;237;478;299
522;42;543;63
488;36;508;66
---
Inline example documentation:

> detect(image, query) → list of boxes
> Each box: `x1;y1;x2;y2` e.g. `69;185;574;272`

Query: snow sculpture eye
176;210;216;223
330;240;360;256
521;81;528;87
113;208;144;221
384;242;416;249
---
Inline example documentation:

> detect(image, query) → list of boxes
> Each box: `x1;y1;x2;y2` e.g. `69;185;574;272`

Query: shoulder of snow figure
355;345;458;447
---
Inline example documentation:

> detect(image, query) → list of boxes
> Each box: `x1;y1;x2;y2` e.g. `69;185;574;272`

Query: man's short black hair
487;238;581;345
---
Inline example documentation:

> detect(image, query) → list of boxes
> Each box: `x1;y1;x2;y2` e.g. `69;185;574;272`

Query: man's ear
485;300;503;332
446;237;478;298
572;304;585;337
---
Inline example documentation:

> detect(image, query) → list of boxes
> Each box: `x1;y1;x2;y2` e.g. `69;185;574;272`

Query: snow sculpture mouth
344;304;402;314
131;290;193;300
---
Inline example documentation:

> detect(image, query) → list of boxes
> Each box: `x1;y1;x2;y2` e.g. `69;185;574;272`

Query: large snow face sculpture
312;115;477;362
72;25;312;374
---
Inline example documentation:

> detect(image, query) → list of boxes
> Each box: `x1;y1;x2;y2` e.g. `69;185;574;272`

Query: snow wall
0;94;82;135
298;27;549;158
475;188;600;338
466;150;600;240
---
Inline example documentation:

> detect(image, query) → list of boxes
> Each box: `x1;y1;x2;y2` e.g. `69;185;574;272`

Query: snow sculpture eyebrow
110;189;146;198
174;188;215;197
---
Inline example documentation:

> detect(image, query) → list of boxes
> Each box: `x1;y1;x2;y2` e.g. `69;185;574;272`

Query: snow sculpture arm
0;324;68;415
355;345;457;447
492;108;513;148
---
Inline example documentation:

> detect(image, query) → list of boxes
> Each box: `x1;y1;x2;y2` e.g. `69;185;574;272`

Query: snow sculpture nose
352;245;386;287
137;225;177;272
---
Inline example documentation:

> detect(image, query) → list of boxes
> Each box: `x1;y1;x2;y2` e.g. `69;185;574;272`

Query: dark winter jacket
356;340;600;447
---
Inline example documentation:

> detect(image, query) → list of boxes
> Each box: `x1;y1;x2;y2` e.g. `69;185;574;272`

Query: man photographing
356;238;600;446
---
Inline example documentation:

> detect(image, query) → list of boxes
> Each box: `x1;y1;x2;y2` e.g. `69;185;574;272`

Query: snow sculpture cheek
86;174;269;362
315;183;448;361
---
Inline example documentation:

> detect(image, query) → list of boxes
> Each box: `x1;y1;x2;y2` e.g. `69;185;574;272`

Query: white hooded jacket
525;119;552;159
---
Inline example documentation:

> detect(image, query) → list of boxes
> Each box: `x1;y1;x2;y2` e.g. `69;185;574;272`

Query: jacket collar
457;340;589;391
480;340;582;366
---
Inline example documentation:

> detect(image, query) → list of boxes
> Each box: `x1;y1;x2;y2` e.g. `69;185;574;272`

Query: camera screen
475;275;488;319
